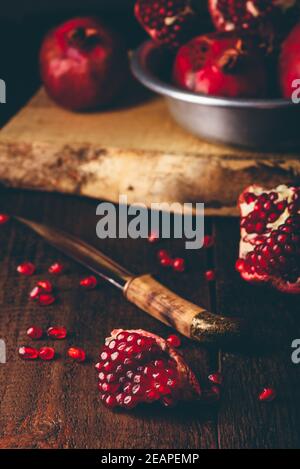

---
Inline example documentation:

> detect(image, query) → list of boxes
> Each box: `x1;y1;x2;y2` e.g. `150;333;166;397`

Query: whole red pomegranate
279;22;300;99
96;329;201;410
209;0;298;33
134;0;203;48
40;17;129;111
173;32;267;98
236;185;300;294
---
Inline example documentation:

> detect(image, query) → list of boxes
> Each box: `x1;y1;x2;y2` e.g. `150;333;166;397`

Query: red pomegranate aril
39;347;55;361
68;347;86;362
167;335;181;348
157;249;170;261
148;231;159;243
80;275;98;290
29;286;41;300
259;387;277;402
0;214;10;225
205;270;216;282
95;362;103;371
27;326;43;340
160;256;173;268
173;258;186;273
39;294;56;306
48;262;64;275
17;262;36;276
37;280;53;293
47;326;67;340
104;395;118;409
96;329;201;411
19;346;39;360
203;235;214;249
208;372;223;385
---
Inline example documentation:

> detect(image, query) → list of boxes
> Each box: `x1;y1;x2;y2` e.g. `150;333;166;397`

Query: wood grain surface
0;188;299;449
0;88;299;217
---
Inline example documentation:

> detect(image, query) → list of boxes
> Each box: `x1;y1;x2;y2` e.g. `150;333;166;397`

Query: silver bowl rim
131;41;294;110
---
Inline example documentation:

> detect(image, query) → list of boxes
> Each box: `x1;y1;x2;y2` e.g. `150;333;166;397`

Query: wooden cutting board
0;87;299;216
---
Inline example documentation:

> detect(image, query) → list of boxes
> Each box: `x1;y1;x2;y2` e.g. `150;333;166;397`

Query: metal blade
16;217;133;290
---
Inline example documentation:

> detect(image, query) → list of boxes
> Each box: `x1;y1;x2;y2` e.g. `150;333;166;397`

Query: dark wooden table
0;187;299;449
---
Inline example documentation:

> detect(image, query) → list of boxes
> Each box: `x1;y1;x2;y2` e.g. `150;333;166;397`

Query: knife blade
16;217;242;344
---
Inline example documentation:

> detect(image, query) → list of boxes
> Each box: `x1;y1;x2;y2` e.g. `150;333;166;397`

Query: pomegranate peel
97;329;201;410
237;184;300;294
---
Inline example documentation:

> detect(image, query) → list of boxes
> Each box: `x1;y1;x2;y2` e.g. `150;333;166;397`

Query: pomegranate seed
17;262;36;276
0;214;10;225
160;256;173;268
167;335;181;348
259;388;277;403
203;235;214;249
39;347;55;361
36;280;53;292
48;262;64;275
47;326;67;340
205;270;216;282
27;326;43;340
235;259;245;273
18;346;39;360
148;231;159;243
29;286;41;300
208;372;223;385
80;275;98;290
173;258;186;273
39;294;56;306
68;347;86;362
104;395;118;409
157;249;170;260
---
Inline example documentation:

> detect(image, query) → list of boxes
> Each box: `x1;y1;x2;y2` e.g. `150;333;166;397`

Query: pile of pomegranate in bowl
131;0;300;149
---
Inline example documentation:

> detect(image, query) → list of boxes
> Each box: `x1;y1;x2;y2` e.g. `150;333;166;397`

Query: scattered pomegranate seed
48;262;64;275
157;249;170;261
259;388;277;403
208;372;223;385
27;326;43;340
68;347;86;362
167;335;181;348
18;346;39;360
17;262;36;276
47;326;67;340
37;280;53;292
29;286;41;300
148;231;159;243
160;256;173;268
38;293;56;306
173;258;186;273
39;347;55;361
203;235;214;249
80;275;98;290
205;270;216;282
0;214;10;225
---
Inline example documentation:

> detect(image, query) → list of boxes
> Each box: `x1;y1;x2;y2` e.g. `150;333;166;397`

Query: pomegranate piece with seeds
135;0;201;48
97;329;201;410
173;32;267;98
208;0;298;35
17;262;36;276
236;184;300;294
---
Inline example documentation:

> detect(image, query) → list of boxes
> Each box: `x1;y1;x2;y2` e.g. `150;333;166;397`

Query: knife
16;217;243;344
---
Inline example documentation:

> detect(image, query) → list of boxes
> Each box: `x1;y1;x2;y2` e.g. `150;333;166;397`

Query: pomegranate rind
237;184;300;294
111;329;201;401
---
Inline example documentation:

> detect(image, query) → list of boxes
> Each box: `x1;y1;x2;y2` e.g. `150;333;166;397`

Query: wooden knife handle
124;274;243;344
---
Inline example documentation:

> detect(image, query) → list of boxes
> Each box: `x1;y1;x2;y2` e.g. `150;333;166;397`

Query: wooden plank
214;218;300;449
0;188;218;449
0;89;299;217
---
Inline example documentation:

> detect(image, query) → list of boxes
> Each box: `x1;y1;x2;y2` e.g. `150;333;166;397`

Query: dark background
0;0;141;126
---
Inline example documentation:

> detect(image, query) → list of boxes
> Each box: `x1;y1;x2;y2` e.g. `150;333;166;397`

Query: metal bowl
131;41;300;150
